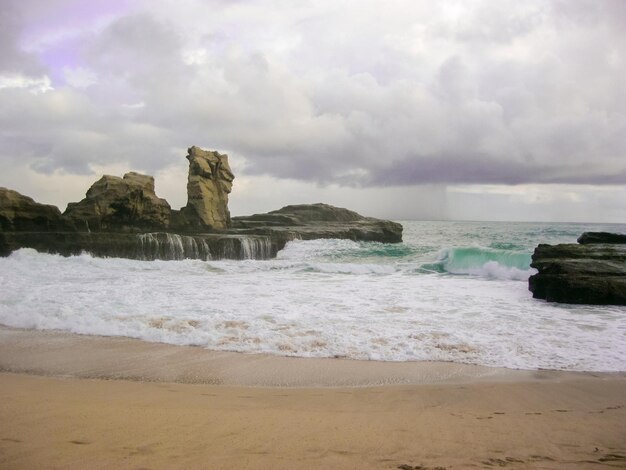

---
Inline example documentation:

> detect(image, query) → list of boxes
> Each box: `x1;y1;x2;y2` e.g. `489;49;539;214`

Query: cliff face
64;172;171;232
178;146;234;230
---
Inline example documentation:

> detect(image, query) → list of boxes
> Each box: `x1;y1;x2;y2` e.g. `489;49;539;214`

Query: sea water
1;221;625;371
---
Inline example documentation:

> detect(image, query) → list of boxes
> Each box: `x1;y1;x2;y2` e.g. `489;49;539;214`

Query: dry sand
1;327;625;469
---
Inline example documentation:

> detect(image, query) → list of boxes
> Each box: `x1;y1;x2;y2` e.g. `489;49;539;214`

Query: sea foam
1;237;625;371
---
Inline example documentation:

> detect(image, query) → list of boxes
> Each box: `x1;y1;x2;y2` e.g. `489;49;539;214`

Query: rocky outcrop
529;234;626;305
177;146;234;230
578;232;626;245
232;203;403;243
1;147;404;260
64;172;171;232
0;188;71;232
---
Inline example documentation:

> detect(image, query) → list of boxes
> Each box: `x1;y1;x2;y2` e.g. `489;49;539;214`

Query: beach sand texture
1;328;625;469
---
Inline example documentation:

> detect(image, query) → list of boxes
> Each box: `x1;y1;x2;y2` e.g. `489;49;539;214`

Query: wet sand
1;327;625;469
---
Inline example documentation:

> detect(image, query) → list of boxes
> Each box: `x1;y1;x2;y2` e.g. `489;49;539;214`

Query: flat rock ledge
528;232;626;305
231;203;403;244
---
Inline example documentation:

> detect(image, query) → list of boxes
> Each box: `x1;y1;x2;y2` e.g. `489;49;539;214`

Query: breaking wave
419;247;535;280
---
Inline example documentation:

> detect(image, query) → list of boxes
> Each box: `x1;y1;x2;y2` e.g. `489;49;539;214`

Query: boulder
178;146;234;230
529;237;626;305
63;172;171;231
0;188;70;232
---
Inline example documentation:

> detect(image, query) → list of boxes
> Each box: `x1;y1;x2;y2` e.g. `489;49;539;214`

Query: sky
0;0;625;222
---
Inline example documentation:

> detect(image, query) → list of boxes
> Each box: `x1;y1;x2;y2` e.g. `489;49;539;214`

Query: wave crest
420;246;535;281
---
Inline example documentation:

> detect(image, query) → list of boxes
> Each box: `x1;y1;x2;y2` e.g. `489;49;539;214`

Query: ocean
1;221;625;372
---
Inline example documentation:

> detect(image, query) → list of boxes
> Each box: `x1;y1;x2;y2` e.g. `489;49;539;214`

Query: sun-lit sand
1;327;625;469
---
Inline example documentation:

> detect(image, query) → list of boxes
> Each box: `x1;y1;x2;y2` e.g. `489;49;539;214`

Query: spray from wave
419;247;536;281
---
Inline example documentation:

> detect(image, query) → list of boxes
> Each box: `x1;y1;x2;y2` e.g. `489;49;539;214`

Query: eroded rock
64;172;171;231
178;146;234;230
1;148;404;259
0;188;69;232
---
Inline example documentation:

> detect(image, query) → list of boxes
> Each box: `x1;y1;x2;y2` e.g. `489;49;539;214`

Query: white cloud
0;74;53;94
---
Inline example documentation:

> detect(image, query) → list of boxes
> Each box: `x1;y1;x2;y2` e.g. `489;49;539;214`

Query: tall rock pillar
182;146;234;230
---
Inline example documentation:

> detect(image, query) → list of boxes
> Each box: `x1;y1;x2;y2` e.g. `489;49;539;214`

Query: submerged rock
64;172;171;231
529;235;626;305
176;146;234;230
0;188;70;232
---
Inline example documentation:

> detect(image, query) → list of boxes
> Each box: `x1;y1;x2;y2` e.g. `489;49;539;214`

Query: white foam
1;247;625;371
449;260;537;281
277;238;361;260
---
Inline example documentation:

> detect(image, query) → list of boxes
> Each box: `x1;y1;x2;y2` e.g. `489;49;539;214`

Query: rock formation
529;232;626;305
64;172;171;231
177;146;234;230
1;146;403;260
0;188;71;232
232;203;403;243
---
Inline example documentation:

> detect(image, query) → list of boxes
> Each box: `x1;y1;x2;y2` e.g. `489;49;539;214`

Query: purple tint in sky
19;0;133;81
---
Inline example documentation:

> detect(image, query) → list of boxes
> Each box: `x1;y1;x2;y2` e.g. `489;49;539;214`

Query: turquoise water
1;220;625;371
300;220;626;279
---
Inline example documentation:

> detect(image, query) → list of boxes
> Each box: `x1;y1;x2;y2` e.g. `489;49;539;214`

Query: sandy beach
1;327;625;469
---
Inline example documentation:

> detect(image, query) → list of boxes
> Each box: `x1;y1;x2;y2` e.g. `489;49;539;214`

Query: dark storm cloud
0;0;625;189
370;154;626;186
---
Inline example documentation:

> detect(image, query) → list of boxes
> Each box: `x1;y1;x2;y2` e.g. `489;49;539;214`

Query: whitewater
1;221;625;372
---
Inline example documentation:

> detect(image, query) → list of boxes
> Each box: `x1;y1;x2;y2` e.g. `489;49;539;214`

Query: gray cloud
0;2;44;75
0;0;625;195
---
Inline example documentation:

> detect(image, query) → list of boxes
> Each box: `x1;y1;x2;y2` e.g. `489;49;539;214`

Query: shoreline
1;325;621;387
1;326;625;468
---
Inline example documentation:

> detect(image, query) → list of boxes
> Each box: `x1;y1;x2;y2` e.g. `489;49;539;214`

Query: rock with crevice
63;172;171;231
177;146;234;230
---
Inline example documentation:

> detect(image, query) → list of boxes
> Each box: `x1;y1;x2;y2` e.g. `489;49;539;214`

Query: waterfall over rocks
138;233;212;260
135;233;273;261
239;236;272;259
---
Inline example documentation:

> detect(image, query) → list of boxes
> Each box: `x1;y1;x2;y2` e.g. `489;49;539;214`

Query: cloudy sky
1;0;625;222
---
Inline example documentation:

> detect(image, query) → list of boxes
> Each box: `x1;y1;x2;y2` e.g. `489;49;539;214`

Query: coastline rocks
232;203;403;243
577;232;626;245
64;172;171;232
1;146;403;260
0;232;276;261
0;188;70;232
529;235;626;305
177;146;234;230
